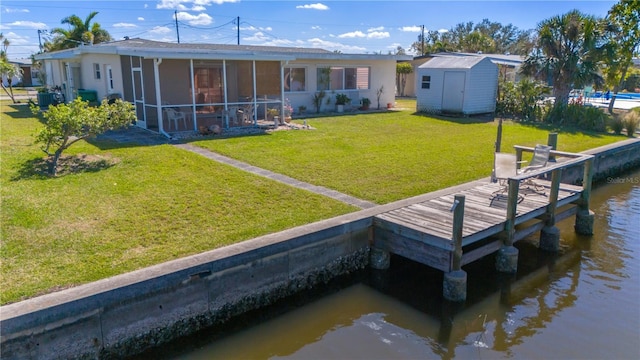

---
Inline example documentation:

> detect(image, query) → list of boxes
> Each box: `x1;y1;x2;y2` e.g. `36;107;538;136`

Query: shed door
442;71;465;112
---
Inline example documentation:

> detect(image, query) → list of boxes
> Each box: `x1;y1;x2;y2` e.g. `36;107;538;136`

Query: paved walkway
174;143;377;209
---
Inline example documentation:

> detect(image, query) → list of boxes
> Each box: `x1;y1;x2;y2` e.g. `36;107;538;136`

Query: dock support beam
369;247;390;270
496;178;519;273
575;157;595;235
540;168;561;252
444;195;467;302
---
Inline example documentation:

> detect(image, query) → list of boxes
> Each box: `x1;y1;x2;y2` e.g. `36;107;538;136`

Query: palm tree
520;10;603;108
46;12;112;51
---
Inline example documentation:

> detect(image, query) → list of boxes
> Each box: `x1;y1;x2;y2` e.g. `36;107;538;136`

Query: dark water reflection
165;171;639;360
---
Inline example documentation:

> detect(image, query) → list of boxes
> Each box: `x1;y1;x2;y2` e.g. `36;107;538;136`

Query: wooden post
547;133;558;162
540;168;562;251
515;147;524;171
575;157;595;235
451;195;465;271
496;178;519;273
444;195;467;302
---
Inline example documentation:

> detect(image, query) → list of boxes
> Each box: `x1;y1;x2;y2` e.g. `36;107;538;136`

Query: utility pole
37;29;46;52
175;10;180;43
421;25;425;56
237;16;240;45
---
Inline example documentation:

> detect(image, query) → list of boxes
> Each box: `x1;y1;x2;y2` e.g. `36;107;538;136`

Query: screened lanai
121;55;285;136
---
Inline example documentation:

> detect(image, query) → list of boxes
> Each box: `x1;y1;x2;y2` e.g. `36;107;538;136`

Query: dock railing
503;146;595;249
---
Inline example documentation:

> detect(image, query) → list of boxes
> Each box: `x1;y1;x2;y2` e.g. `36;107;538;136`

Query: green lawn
0;103;356;304
0;100;626;304
193;106;624;204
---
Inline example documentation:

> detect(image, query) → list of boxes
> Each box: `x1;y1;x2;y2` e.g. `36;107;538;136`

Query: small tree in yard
32;98;136;176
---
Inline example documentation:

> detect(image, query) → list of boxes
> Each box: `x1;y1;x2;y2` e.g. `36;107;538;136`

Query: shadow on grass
412;111;496;124
1;103;40;121
12;154;119;180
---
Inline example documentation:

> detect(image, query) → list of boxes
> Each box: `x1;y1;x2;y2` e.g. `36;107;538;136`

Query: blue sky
1;0;617;60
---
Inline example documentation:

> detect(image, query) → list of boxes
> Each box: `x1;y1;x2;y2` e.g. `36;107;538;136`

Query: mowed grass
193;102;624;204
1;99;626;304
0;103;357;304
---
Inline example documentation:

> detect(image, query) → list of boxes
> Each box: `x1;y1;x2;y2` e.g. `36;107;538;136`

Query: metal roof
419;56;487;69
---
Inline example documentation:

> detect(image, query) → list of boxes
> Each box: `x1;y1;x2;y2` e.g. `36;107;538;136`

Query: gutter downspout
154;58;171;139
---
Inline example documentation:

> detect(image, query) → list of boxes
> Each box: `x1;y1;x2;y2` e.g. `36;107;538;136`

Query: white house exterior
416;56;498;115
35;38;409;137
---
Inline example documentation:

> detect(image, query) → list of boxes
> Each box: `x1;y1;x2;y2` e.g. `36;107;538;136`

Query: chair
238;104;255;125
164;108;187;130
520;144;552;173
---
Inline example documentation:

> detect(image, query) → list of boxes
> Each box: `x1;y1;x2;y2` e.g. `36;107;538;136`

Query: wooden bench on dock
370;147;595;301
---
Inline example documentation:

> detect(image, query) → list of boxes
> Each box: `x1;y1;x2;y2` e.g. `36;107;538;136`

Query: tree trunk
553;81;571;108
49;150;63;176
608;67;628;114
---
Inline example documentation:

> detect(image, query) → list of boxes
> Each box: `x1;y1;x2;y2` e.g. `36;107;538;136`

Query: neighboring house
416;56;498;115
397;52;523;98
1;59;41;87
35;38;410;137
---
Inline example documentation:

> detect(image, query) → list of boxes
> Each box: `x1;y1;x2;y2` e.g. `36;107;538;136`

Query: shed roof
418;56;486;70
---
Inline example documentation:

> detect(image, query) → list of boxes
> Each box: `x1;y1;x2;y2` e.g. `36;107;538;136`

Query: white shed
416;56;498;115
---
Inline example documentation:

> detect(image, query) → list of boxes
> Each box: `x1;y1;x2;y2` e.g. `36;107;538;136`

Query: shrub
622;111;639;137
496;78;547;121
608;115;624;135
542;103;608;132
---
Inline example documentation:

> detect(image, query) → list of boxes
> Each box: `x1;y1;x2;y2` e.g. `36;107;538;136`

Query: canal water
152;170;640;359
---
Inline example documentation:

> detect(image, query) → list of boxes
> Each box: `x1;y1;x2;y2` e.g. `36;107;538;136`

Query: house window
421;75;431;89
284;67;306;92
317;66;370;91
94;63;101;79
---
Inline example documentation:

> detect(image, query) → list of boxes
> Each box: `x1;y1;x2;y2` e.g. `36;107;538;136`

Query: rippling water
164;171;640;360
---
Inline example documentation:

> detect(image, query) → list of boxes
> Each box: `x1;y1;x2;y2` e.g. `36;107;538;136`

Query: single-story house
35;38;410;137
416;56;498;115
1;59;42;87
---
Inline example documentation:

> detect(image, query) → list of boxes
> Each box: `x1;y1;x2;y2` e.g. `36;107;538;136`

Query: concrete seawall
1;138;639;359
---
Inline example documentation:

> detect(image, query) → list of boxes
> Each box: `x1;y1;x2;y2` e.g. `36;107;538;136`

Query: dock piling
575;157;595;235
540;168;562;252
444;195;467;302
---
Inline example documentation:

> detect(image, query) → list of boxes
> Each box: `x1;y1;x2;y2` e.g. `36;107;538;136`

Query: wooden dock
370;147;595;300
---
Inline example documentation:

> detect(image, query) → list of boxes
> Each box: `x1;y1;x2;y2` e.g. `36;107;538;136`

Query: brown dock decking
373;180;583;272
371;148;595;284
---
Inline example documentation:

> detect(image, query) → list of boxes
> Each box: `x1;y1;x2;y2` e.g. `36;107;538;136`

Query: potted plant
267;108;279;122
335;93;350;113
360;97;371;111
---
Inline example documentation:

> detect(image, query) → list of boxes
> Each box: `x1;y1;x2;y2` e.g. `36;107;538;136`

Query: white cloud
157;0;238;10
307;38;366;52
311;26;322;30
3;32;30;46
296;3;329;10
367;31;389;39
338;31;365;39
138;17;145;21
149;26;172;34
176;12;213;26
438;28;449;33
400;25;421;32
368;26;384;32
240;25;272;32
114;23;138;28
6;21;47;29
4;8;29;13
